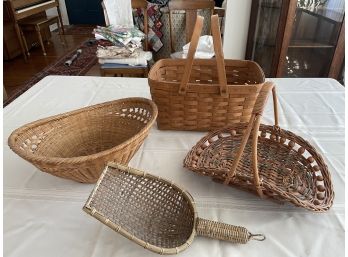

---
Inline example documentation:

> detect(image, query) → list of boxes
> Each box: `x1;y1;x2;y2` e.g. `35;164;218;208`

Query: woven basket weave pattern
84;163;264;255
8;98;158;183
184;124;334;211
184;83;334;212
149;60;264;131
148;15;265;131
89;166;195;248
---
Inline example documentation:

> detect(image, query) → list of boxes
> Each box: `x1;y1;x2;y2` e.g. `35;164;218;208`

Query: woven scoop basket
84;162;265;255
184;82;334;212
148;15;265;131
8;98;158;183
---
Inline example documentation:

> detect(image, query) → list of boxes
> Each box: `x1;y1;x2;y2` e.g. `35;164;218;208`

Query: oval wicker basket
184;83;334;212
8;97;158;183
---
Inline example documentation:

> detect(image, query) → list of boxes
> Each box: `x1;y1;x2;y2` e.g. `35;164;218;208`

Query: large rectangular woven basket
8;97;158;183
148;15;265;131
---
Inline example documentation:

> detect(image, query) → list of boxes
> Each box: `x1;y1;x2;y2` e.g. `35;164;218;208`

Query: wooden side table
100;65;149;77
19;15;65;56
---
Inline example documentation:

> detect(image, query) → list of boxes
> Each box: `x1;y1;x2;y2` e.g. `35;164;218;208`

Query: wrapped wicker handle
196;218;265;244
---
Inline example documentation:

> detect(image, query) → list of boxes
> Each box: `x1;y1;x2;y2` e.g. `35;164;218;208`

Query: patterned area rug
53;25;95;35
4;39;100;107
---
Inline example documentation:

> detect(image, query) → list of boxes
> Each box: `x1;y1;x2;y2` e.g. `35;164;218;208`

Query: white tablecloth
4;76;345;257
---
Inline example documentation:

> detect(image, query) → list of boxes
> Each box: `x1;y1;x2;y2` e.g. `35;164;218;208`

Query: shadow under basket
8;97;158;183
184;85;334;212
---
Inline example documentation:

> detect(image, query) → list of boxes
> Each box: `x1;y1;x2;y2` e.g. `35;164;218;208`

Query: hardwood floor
3;29;100;99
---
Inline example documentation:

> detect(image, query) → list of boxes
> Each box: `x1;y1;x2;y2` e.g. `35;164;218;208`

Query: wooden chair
100;0;149;77
8;0;65;59
213;7;225;38
168;0;215;53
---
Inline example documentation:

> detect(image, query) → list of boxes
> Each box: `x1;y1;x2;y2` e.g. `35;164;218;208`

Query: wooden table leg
56;17;65;45
14;22;27;61
100;67;106;77
36;25;47;56
3;86;8;101
57;7;65;35
19;27;30;56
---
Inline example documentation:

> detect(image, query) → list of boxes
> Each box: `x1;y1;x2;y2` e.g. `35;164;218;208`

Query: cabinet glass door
247;0;285;77
282;0;345;77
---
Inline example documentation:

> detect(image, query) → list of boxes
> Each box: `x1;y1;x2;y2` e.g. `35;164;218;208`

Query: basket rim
148;58;266;83
8;97;158;164
83;162;198;255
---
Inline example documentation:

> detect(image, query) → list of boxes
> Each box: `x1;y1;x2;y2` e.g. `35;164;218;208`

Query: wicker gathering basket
8;98;158;183
148;15;265;131
83;162;265;255
184;82;334;212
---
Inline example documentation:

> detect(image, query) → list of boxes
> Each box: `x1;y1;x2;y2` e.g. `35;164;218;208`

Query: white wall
223;0;252;59
46;0;70;30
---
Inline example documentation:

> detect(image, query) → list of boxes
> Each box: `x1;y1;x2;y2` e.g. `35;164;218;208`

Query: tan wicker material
8;98;158;183
148;15;265;131
184;82;334;212
83;162;265;255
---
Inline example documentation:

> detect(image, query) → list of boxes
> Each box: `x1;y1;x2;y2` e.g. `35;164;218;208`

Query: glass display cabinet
246;0;345;80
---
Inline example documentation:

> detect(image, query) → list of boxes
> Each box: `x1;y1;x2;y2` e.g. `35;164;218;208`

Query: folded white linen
98;51;153;66
94;33;107;41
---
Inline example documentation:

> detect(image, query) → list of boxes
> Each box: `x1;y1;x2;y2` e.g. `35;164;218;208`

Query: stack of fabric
94;25;152;68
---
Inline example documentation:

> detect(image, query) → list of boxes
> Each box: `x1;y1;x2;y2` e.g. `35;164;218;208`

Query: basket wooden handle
179;15;228;96
196;218;265;244
210;14;228;96
250;84;280;197
223;82;279;187
271;86;279;127
179;16;204;95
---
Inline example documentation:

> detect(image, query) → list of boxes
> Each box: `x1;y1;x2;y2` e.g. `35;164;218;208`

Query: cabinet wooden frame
328;16;345;79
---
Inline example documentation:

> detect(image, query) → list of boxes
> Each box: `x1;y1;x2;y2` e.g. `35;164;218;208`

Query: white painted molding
46;0;70;30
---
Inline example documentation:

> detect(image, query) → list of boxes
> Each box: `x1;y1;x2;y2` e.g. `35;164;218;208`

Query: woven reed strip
8;97;158;183
184;83;334;212
84;163;263;255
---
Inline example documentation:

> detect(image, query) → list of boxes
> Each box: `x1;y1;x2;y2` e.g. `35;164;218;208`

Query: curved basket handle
249;81;279;125
272;86;279;127
223;82;279;186
251;84;279;197
179;15;228;96
196;218;265;244
223;114;257;185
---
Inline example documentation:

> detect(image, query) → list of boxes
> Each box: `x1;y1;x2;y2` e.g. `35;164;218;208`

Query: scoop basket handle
196;218;265;244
